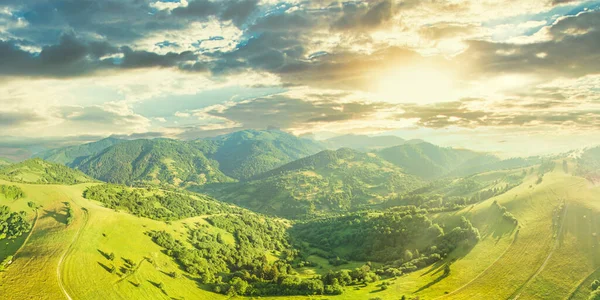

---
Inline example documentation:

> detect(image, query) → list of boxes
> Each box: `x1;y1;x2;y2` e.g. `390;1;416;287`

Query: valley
1;132;600;299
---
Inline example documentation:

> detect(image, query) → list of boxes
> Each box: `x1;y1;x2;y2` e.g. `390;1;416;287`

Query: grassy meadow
1;161;600;299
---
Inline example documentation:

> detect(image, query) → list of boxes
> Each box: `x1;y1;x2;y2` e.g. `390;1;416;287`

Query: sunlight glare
375;65;458;104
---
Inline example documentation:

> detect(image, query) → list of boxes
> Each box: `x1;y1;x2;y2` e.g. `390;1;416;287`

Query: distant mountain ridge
194;129;325;180
324;134;406;150
38;129;325;187
376;142;496;179
37;137;124;166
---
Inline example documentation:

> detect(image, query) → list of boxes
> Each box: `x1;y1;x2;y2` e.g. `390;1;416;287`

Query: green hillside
201;148;423;218
1;158;600;299
324;134;406;150
74;139;232;188
194;129;325;180
376;142;498;179
0;158;94;184
37;137;124;166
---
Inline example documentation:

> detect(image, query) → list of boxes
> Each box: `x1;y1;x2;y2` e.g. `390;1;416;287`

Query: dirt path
57;205;89;300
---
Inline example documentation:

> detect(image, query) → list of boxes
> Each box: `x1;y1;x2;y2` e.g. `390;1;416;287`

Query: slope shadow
147;280;168;296
97;261;113;273
97;249;111;260
41;209;68;225
414;263;451;293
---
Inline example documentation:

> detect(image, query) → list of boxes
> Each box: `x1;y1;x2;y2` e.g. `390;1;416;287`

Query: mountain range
200;148;423;218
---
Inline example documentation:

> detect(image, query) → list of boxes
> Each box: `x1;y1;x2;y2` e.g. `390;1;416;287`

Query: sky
1;0;600;158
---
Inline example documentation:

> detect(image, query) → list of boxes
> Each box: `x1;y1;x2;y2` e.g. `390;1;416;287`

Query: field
2;162;600;299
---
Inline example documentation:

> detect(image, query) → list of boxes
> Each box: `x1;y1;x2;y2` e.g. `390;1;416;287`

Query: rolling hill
193;129;325;180
0;158;94;184
74;139;232;188
201;148;423;218
36;137;124;166
1;155;600;299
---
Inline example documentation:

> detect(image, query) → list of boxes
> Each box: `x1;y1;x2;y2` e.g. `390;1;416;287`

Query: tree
443;264;451;276
109;252;115;261
229;277;249;295
592;279;600;291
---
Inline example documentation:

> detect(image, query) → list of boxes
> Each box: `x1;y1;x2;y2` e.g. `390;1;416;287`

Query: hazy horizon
2;0;600;156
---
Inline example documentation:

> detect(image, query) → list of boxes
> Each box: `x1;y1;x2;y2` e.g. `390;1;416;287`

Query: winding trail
57;204;89;300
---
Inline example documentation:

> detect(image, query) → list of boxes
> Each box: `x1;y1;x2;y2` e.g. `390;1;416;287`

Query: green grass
2;162;600;300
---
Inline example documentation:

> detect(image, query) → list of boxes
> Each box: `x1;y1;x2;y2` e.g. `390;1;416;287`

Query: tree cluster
83;184;238;221
0;185;24;200
0;205;31;240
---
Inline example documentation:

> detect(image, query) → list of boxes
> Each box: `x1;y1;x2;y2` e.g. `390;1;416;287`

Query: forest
83;184;239;221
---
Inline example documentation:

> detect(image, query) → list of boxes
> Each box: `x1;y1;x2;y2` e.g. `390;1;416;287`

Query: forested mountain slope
75;139;231;187
201;148;423;218
193;129;325;180
37;137;124;166
376;142;497;179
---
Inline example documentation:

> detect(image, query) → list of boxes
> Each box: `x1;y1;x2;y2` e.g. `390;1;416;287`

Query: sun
375;65;458;104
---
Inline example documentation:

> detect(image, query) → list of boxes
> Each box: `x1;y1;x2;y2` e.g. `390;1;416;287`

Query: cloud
55;103;150;132
0;110;46;127
0;34;206;77
460;10;600;79
331;0;397;31
172;91;396;138
398;99;600;129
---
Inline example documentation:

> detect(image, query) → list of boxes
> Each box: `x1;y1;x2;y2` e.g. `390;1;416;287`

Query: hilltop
37;137;124;166
74;139;232;188
0;158;93;184
201;148;423;218
193;129;325;180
